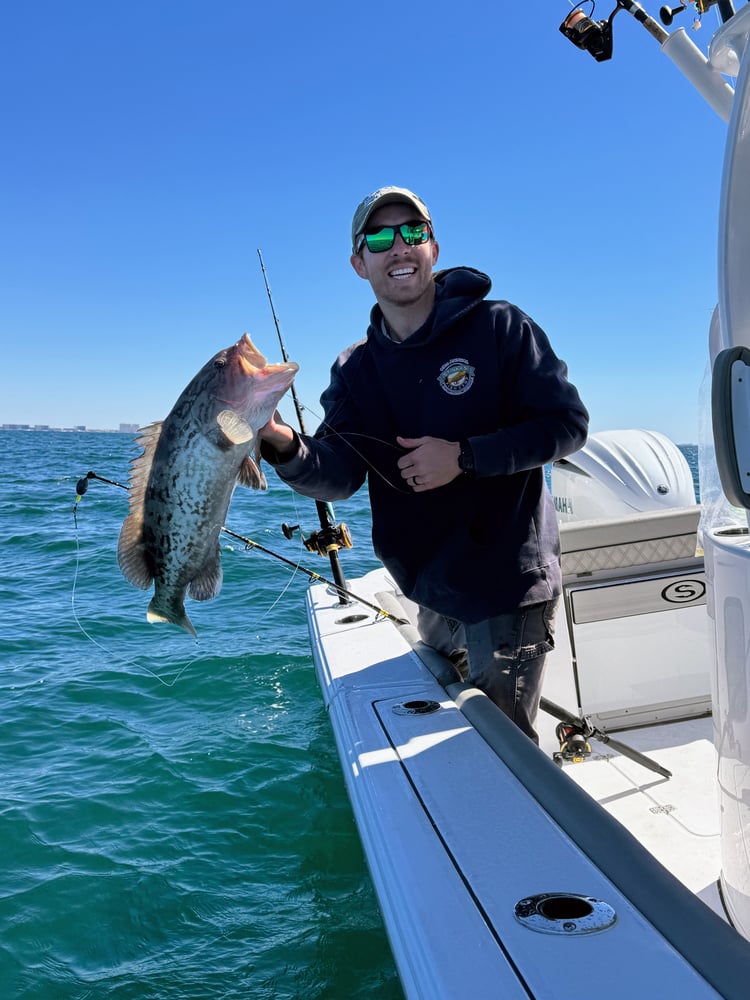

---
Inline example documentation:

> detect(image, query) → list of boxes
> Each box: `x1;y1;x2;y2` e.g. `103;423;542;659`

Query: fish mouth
234;333;299;385
236;333;268;374
216;334;297;407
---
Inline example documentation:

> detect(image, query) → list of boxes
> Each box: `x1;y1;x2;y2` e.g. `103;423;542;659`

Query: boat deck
390;551;724;919
307;565;750;998
548;716;723;915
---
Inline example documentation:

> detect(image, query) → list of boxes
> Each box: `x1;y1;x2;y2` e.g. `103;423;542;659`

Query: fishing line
220;523;407;623
294;399;412;494
262;486;306;611
221;484;307;623
73;467;290;643
69;513;201;688
71;461;405;659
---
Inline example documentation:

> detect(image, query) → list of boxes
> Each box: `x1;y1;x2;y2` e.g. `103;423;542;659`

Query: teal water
0;430;401;1000
0;431;699;1000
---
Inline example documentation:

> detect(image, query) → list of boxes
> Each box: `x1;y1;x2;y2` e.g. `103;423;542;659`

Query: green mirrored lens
400;223;430;246
364;228;397;252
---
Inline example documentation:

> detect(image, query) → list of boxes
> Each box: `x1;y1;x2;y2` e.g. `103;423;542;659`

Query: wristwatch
457;439;476;476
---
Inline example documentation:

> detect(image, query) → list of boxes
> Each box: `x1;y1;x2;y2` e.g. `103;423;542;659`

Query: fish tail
147;599;197;638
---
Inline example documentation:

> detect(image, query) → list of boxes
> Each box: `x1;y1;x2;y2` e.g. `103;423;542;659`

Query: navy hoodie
264;267;589;622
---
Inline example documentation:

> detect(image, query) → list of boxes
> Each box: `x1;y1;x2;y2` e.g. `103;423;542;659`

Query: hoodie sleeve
469;304;589;477
260;349;369;501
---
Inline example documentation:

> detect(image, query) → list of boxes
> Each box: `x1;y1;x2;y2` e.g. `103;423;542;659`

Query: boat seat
560;506;702;578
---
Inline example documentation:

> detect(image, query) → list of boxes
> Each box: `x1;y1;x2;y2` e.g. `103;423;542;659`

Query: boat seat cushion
560;507;701;577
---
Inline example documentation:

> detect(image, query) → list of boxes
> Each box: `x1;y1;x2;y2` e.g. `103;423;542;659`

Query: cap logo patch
438;358;475;395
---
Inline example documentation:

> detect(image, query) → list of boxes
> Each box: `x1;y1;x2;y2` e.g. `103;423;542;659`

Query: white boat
303;4;750;997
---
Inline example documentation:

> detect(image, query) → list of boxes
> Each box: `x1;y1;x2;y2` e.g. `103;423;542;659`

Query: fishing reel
552;722;592;766
559;3;618;61
281;520;353;558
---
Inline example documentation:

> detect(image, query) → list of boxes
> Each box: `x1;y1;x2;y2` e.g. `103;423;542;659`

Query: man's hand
258;410;298;458
396;435;462;492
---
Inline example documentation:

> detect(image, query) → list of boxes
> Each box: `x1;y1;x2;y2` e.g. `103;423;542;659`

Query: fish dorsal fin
117;421;164;588
237;455;267;490
217;409;254;445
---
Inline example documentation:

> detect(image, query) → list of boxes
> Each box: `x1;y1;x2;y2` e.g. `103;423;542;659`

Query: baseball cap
351;186;433;251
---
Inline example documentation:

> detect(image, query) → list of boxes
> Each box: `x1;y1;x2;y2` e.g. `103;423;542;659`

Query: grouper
117;333;298;637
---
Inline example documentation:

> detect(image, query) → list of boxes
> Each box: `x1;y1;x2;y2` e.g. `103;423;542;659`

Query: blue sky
1;1;733;443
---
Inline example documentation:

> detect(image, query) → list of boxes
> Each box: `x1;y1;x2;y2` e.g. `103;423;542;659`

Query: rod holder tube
662;28;735;122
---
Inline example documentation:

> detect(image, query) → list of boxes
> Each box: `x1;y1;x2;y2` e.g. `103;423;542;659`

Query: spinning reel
559;2;617;61
281;520;353;558
552;722;593;766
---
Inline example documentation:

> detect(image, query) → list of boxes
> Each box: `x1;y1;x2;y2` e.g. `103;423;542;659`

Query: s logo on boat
661;579;706;604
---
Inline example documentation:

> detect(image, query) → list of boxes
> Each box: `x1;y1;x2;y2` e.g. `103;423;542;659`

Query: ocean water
0;430;401;1000
0;431;699;1000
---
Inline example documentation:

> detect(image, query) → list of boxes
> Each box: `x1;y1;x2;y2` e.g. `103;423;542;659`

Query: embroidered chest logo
438;358;475;396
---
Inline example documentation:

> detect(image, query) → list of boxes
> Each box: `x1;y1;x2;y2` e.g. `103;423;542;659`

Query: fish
117;333;298;637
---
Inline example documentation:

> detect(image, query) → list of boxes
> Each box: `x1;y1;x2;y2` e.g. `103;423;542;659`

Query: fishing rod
73;470;129;524
559;0;736;121
75;470;128;498
257;248;352;605
559;0;736;62
541;696;672;779
221;527;407;624
73;473;404;623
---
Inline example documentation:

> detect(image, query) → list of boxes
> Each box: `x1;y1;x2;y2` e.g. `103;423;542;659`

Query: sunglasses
356;220;432;254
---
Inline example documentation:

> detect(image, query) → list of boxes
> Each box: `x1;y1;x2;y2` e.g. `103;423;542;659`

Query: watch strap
458;440;476;476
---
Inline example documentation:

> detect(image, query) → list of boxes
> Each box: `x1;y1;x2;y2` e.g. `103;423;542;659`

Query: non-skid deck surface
550;716;724;916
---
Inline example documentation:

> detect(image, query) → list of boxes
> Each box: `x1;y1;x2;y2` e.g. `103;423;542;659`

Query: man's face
350;203;439;311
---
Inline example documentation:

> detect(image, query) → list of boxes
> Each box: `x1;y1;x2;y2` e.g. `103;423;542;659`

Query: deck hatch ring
335;613;369;625
515;893;616;935
392;700;441;716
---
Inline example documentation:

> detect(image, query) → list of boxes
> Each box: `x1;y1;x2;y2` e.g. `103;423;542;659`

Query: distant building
1;422;136;433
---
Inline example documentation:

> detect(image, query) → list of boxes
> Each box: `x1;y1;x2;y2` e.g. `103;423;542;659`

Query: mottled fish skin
117;333;298;636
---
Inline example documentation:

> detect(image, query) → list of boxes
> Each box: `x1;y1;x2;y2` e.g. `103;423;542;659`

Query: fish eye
214;358;227;369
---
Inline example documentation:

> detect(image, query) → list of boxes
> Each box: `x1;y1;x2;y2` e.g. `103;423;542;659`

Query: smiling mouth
389;267;416;280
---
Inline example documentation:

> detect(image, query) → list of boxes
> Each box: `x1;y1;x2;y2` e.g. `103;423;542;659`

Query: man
259;186;589;742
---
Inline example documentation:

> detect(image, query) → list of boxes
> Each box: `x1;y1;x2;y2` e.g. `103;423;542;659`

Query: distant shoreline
0;425;699;449
0;425;139;435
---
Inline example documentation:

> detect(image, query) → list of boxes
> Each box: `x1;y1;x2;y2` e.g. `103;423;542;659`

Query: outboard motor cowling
551;429;697;523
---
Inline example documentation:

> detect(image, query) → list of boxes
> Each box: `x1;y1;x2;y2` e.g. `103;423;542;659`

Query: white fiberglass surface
554;716;723;917
719;13;750;354
705;530;750;937
572;603;711;722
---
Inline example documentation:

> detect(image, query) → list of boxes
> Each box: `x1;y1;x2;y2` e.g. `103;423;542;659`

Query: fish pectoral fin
217;410;254;445
187;551;223;602
237;455;267;490
117;530;154;590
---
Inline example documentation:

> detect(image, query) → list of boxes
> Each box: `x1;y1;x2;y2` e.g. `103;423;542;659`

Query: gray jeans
417;599;559;744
